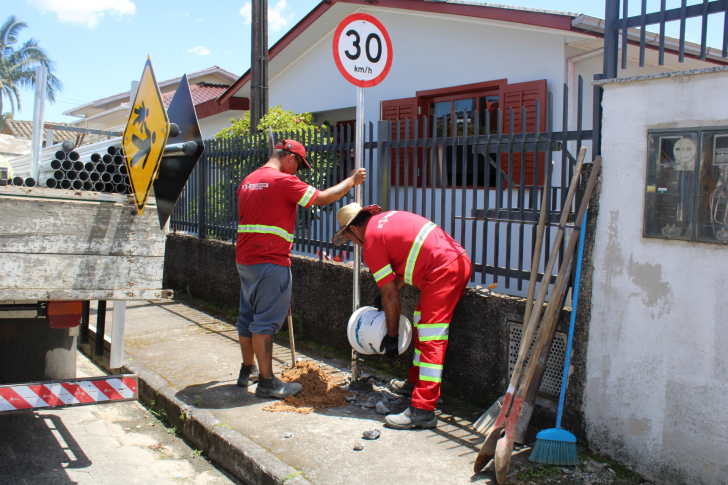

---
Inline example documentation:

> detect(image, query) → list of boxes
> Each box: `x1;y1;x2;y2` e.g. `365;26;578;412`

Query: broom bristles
529;428;579;466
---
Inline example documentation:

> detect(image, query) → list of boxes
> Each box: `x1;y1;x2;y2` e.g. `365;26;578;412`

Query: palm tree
0;15;62;115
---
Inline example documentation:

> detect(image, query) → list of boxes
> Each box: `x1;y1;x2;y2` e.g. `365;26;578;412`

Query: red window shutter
380;97;421;186
501;80;547;187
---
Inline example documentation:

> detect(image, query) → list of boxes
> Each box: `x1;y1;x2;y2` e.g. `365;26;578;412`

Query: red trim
196;96;249;120
217;0;578;104
416;79;507;98
333;13;393;88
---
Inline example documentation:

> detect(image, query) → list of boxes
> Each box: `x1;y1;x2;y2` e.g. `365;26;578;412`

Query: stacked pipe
11;142;133;195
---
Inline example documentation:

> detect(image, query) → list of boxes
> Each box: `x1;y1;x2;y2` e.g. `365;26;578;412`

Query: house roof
217;0;583;104
161;83;230;108
217;0;728;104
2;120;78;143
63;66;239;118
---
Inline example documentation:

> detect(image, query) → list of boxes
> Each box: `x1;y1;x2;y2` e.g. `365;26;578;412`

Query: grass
578;449;639;482
517;464;563;481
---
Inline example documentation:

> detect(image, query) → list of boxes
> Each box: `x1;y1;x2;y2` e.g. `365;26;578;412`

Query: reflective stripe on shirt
373;265;394;283
297;186;316;207
238;224;294;243
404;222;437;285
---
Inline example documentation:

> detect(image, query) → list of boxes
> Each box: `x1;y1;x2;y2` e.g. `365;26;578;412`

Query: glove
379;334;399;358
372;294;383;311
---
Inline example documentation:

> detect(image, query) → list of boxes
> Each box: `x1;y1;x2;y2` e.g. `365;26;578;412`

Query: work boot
385;405;437;430
236;363;260;387
388;378;415;396
255;376;303;399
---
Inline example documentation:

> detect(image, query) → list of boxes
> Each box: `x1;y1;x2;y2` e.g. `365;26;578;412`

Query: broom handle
555;209;588;429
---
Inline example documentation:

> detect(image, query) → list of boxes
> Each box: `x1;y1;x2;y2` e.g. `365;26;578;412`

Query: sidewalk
95;299;642;485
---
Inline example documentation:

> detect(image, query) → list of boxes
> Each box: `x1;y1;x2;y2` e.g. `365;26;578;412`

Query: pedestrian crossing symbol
122;56;170;215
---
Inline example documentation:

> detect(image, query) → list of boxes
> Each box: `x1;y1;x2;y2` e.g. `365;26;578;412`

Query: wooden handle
522;163;553;334
509;147;587;396
517;155;602;398
287;306;296;366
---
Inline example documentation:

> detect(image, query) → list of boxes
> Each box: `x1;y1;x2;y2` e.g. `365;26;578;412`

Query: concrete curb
79;345;313;485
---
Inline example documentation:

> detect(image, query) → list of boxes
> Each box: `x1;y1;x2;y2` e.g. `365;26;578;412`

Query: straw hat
332;203;381;246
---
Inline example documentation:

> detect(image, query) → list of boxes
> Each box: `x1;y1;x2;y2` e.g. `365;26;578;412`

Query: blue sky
5;0;722;124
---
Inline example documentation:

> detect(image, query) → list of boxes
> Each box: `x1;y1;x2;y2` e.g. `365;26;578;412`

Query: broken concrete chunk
284;432;293;439
364;397;376;408
345;395;356;402
362;429;381;440
375;401;390;414
353;443;364;451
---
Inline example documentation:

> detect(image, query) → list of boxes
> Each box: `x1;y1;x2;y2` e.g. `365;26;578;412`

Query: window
381;78;545;189
644;128;728;244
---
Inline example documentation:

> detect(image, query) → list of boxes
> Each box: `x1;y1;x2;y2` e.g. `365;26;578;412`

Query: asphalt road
0;354;239;485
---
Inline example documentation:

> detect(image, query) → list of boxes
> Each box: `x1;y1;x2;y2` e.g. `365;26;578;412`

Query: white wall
199;110;247;140
270;9;569;130
586;68;728;485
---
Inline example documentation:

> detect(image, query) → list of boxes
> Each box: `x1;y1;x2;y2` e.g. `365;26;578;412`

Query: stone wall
164;234;592;437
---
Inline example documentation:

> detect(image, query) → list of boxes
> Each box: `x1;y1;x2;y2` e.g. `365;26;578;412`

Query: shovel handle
287;306;296;366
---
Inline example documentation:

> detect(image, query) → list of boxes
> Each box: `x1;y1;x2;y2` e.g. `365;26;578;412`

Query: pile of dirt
263;362;352;414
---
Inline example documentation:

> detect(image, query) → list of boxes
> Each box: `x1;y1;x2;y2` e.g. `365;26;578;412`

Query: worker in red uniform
333;203;471;429
236;140;366;399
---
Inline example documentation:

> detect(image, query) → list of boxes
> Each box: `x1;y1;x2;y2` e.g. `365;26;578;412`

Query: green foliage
517;464;562;481
0;15;62;114
215;105;316;139
193;395;202;407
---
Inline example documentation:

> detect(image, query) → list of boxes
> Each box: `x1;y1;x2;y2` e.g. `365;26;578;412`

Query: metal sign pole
351;86;365;382
30;66;48;181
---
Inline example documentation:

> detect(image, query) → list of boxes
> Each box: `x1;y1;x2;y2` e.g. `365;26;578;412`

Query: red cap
275;139;311;169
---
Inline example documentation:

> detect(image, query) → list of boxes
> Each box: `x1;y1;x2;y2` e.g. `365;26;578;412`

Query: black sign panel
153;74;204;230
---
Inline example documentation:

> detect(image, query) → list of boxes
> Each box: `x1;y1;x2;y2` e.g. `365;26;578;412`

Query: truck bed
0;185;170;301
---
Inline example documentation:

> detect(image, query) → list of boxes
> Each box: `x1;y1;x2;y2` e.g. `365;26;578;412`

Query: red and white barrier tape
0;375;138;412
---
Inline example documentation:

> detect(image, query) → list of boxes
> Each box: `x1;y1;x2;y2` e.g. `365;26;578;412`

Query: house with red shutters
216;0;724;189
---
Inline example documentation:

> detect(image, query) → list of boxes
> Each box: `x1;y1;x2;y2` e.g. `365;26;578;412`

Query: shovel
493;155;602;484
473;149;586;474
474;170;551;436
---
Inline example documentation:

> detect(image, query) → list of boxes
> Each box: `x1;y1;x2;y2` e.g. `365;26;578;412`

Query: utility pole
250;0;268;135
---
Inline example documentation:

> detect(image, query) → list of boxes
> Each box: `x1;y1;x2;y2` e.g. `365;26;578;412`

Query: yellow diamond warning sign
123;56;170;215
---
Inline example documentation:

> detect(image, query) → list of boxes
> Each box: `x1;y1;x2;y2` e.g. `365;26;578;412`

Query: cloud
27;0;136;29
188;46;211;56
240;2;252;24
240;0;293;33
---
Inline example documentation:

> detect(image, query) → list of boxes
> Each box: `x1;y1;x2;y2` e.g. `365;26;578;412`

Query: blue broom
529;210;587;466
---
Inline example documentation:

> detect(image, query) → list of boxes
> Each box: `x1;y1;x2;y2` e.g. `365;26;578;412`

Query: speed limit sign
333;13;393;88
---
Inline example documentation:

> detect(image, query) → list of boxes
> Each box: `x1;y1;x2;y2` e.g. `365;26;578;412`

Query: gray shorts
236;262;292;337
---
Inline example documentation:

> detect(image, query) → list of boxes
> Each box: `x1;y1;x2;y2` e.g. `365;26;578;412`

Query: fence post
593;73;604;159
377;120;391;210
198;145;207;238
603;0;620;79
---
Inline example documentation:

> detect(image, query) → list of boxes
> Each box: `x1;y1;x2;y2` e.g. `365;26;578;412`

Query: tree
0;15;62;115
215;105;316;139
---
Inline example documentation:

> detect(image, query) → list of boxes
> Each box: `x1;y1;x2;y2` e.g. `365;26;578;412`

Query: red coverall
362;211;472;411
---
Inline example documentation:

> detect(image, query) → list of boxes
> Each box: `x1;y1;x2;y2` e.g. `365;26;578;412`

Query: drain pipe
567;48;603;134
567;48;603;159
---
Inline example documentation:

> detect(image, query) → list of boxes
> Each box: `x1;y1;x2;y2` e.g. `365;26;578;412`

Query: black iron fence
170;79;592;296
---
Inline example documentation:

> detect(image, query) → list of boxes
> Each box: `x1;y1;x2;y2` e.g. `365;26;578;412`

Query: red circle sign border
332;13;393;88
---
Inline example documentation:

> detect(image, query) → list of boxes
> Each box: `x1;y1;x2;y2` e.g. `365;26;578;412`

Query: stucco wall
587;69;728;484
163;233;591;437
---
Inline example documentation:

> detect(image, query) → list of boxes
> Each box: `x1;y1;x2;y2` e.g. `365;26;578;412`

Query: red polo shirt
362;211;466;288
236;167;319;266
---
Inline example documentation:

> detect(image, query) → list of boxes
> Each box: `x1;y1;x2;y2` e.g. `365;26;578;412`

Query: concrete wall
163;233;591;437
586;68;728;484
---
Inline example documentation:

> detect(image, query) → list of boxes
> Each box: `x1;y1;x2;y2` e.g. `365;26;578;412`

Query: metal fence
170;79;592;296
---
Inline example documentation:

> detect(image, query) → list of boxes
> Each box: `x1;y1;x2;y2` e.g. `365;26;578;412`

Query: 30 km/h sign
333;13;393;88
122;56;170;215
